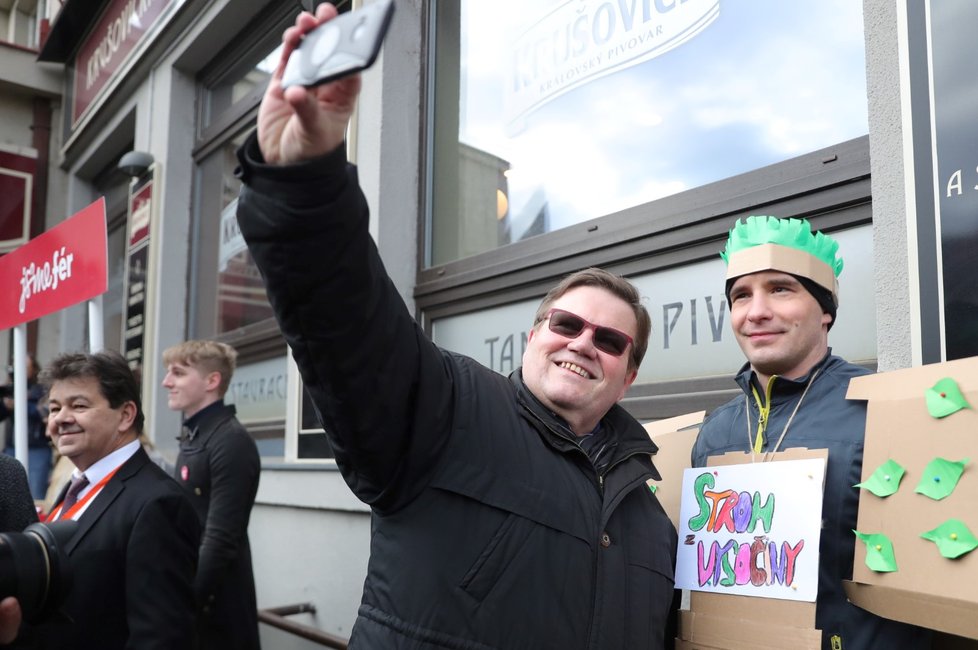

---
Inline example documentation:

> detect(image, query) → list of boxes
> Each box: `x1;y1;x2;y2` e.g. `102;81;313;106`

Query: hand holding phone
282;0;395;89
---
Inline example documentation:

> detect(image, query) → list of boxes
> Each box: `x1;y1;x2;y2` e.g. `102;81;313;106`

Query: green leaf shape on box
915;457;969;500
926;378;971;418
853;531;898;572
854;459;906;497
920;519;978;559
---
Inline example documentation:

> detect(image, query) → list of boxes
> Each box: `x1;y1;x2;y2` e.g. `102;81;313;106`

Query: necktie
61;474;90;514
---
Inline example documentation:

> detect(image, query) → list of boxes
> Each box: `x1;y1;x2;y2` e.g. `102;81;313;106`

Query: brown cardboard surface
644;412;704;529
724;243;836;294
845;356;978;638
644;411;706;438
680;610;821;650
676;639;727;650
690;591;815;630
843;582;978;641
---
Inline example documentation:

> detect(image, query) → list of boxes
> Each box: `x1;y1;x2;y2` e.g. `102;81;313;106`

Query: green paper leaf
920;519;978;559
926;377;971;418
854;459;906;497
854;530;898;572
649;483;658;493
915;457;969;500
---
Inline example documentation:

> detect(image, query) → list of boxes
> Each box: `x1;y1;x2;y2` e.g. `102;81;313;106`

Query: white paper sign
675;458;826;602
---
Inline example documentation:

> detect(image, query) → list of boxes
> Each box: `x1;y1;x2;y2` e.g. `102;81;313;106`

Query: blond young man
162;340;261;650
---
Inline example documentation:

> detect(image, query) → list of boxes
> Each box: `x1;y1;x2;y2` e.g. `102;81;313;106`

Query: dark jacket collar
734;348;837;401
181;400;236;441
509;369;659;463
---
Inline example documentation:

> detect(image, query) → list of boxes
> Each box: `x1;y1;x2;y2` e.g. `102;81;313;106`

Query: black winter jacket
691;353;931;650
175;402;261;650
235;135;678;649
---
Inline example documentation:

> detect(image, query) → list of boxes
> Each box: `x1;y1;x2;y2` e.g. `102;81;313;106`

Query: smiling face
162;361;220;418
521;286;639;435
47;376;137;472
729;271;831;385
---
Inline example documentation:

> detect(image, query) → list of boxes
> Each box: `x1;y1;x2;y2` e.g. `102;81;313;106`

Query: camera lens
0;520;76;623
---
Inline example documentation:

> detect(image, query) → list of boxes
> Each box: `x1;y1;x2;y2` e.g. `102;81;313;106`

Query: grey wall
251;467;371;644
863;0;915;371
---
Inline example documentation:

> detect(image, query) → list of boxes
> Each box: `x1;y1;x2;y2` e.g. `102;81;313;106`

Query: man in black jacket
163;340;261;650
234;5;677;649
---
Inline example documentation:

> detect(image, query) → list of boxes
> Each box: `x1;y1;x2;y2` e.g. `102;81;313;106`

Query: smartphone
281;0;395;89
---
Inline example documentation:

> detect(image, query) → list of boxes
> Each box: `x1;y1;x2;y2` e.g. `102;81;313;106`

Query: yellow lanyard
748;378;776;454
745;369;821;461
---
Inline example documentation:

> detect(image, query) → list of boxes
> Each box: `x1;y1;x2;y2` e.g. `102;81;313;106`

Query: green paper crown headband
721;216;844;299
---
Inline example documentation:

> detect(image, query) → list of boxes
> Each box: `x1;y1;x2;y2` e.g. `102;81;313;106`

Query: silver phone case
281;0;394;89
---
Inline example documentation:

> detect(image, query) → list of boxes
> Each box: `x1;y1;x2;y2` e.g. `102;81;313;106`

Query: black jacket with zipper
235;134;678;649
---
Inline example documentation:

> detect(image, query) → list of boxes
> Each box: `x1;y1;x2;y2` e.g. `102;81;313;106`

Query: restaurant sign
71;0;174;127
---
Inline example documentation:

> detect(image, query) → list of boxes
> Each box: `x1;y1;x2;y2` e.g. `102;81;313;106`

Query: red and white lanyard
49;467;122;522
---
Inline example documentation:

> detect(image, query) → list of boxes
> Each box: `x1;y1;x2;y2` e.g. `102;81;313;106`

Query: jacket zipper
749;376;777;452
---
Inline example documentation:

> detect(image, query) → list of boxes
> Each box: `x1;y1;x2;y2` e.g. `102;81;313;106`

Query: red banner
0;198;108;330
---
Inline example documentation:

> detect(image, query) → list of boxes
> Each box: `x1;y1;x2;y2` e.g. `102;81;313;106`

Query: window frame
416;127;873;421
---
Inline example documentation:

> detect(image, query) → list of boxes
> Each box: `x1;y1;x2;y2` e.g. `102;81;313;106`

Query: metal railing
258;603;349;649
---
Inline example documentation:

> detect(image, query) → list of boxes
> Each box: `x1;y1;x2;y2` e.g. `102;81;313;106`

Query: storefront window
191;21;300;456
194;130;274;334
201;45;281;132
429;0;869;265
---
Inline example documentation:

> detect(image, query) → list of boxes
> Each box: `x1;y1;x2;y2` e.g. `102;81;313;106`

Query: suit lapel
65;447;149;554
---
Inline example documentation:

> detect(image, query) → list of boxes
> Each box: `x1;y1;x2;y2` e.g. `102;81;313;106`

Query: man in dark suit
162;340;261;650
36;350;199;650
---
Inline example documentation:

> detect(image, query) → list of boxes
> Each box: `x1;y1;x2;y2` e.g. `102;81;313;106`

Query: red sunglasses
544;308;634;357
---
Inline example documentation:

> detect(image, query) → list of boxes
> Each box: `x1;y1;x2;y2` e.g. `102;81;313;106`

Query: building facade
0;0;971;646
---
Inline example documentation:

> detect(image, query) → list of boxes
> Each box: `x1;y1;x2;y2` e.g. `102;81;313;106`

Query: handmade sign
675;458;826;602
844;356;978;639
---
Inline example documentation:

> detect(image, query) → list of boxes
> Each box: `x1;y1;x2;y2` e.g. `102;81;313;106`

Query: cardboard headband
724;243;839;301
